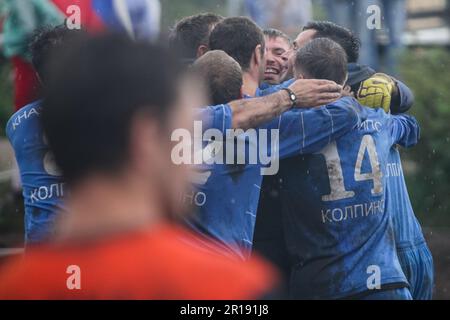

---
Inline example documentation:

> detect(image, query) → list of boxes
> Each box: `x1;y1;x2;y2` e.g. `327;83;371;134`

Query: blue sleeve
391;80;414;114
389;114;420;148
256;78;295;96
195;104;232;133
258;82;271;91
261;97;362;159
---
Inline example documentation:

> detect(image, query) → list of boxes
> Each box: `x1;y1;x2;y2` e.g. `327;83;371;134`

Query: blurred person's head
41;33;195;230
263;29;292;85
191;50;243;105
30;24;87;84
293;21;360;63
294;38;348;86
209;17;265;94
169;13;223;64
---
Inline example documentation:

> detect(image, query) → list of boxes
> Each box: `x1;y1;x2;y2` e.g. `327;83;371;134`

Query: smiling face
264;36;292;85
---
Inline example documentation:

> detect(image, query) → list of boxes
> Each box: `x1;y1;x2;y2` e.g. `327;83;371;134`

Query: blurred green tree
400;48;450;227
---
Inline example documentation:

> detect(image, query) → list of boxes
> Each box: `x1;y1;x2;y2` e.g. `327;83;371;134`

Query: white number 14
317;135;383;202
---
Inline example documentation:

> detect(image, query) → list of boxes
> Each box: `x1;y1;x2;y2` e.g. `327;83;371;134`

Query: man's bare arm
229;79;342;130
229;89;291;130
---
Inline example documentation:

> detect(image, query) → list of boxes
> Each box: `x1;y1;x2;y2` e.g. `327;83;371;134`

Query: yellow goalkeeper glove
356;73;396;113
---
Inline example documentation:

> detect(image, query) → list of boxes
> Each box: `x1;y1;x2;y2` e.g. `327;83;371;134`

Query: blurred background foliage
400;48;450;227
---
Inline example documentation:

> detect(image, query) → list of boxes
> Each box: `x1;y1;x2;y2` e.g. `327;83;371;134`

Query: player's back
278;100;418;299
187;97;361;260
188;160;262;260
6;101;65;243
0;224;277;299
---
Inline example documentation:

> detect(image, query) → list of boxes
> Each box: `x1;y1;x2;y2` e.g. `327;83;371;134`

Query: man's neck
242;72;260;97
55;174;163;243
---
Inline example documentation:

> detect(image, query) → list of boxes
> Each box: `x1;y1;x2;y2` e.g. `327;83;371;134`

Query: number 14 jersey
277;99;420;299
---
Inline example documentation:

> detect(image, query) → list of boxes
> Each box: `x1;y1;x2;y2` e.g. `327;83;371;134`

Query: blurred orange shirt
0;224;277;299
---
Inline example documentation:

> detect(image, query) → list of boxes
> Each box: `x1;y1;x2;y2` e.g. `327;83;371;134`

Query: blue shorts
359;287;412;300
397;241;434;300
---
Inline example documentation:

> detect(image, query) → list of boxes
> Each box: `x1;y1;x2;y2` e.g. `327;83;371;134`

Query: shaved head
192;50;243;105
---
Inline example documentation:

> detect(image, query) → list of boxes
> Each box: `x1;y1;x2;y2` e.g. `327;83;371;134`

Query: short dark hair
303;21;360;63
41;34;181;185
295;38;348;84
169;13;223;62
192;50;242;105
209;17;265;71
263;28;292;47
30;24;86;82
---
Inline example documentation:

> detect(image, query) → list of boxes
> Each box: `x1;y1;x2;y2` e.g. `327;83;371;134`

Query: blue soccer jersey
195;104;233;133
187;97;362;260
6;101;65;243
275;100;420;299
256;79;295;96
385;135;434;300
386;147;426;247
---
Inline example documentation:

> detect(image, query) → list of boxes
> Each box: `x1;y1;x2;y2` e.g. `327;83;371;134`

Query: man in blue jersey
254;21;433;299
192;50;243;105
182;17;365;260
294;21;433;300
293;21;413;114
169;13;224;65
6;25;84;244
262;29;292;86
273;37;419;299
169;15;348;136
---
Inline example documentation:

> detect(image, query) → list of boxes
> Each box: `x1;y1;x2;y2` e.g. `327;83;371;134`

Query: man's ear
196;45;209;58
254;44;263;67
239;87;244;100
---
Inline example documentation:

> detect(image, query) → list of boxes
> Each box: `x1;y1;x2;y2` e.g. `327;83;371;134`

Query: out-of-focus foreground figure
0;33;278;299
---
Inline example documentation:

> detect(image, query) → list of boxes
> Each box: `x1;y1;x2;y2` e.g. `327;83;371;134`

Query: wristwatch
281;88;297;107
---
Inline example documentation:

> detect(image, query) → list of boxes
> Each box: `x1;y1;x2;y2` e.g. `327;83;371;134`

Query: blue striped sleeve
195;104;232;133
261;97;362;159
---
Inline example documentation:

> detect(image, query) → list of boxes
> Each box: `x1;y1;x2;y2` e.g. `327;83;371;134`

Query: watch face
290;94;296;101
